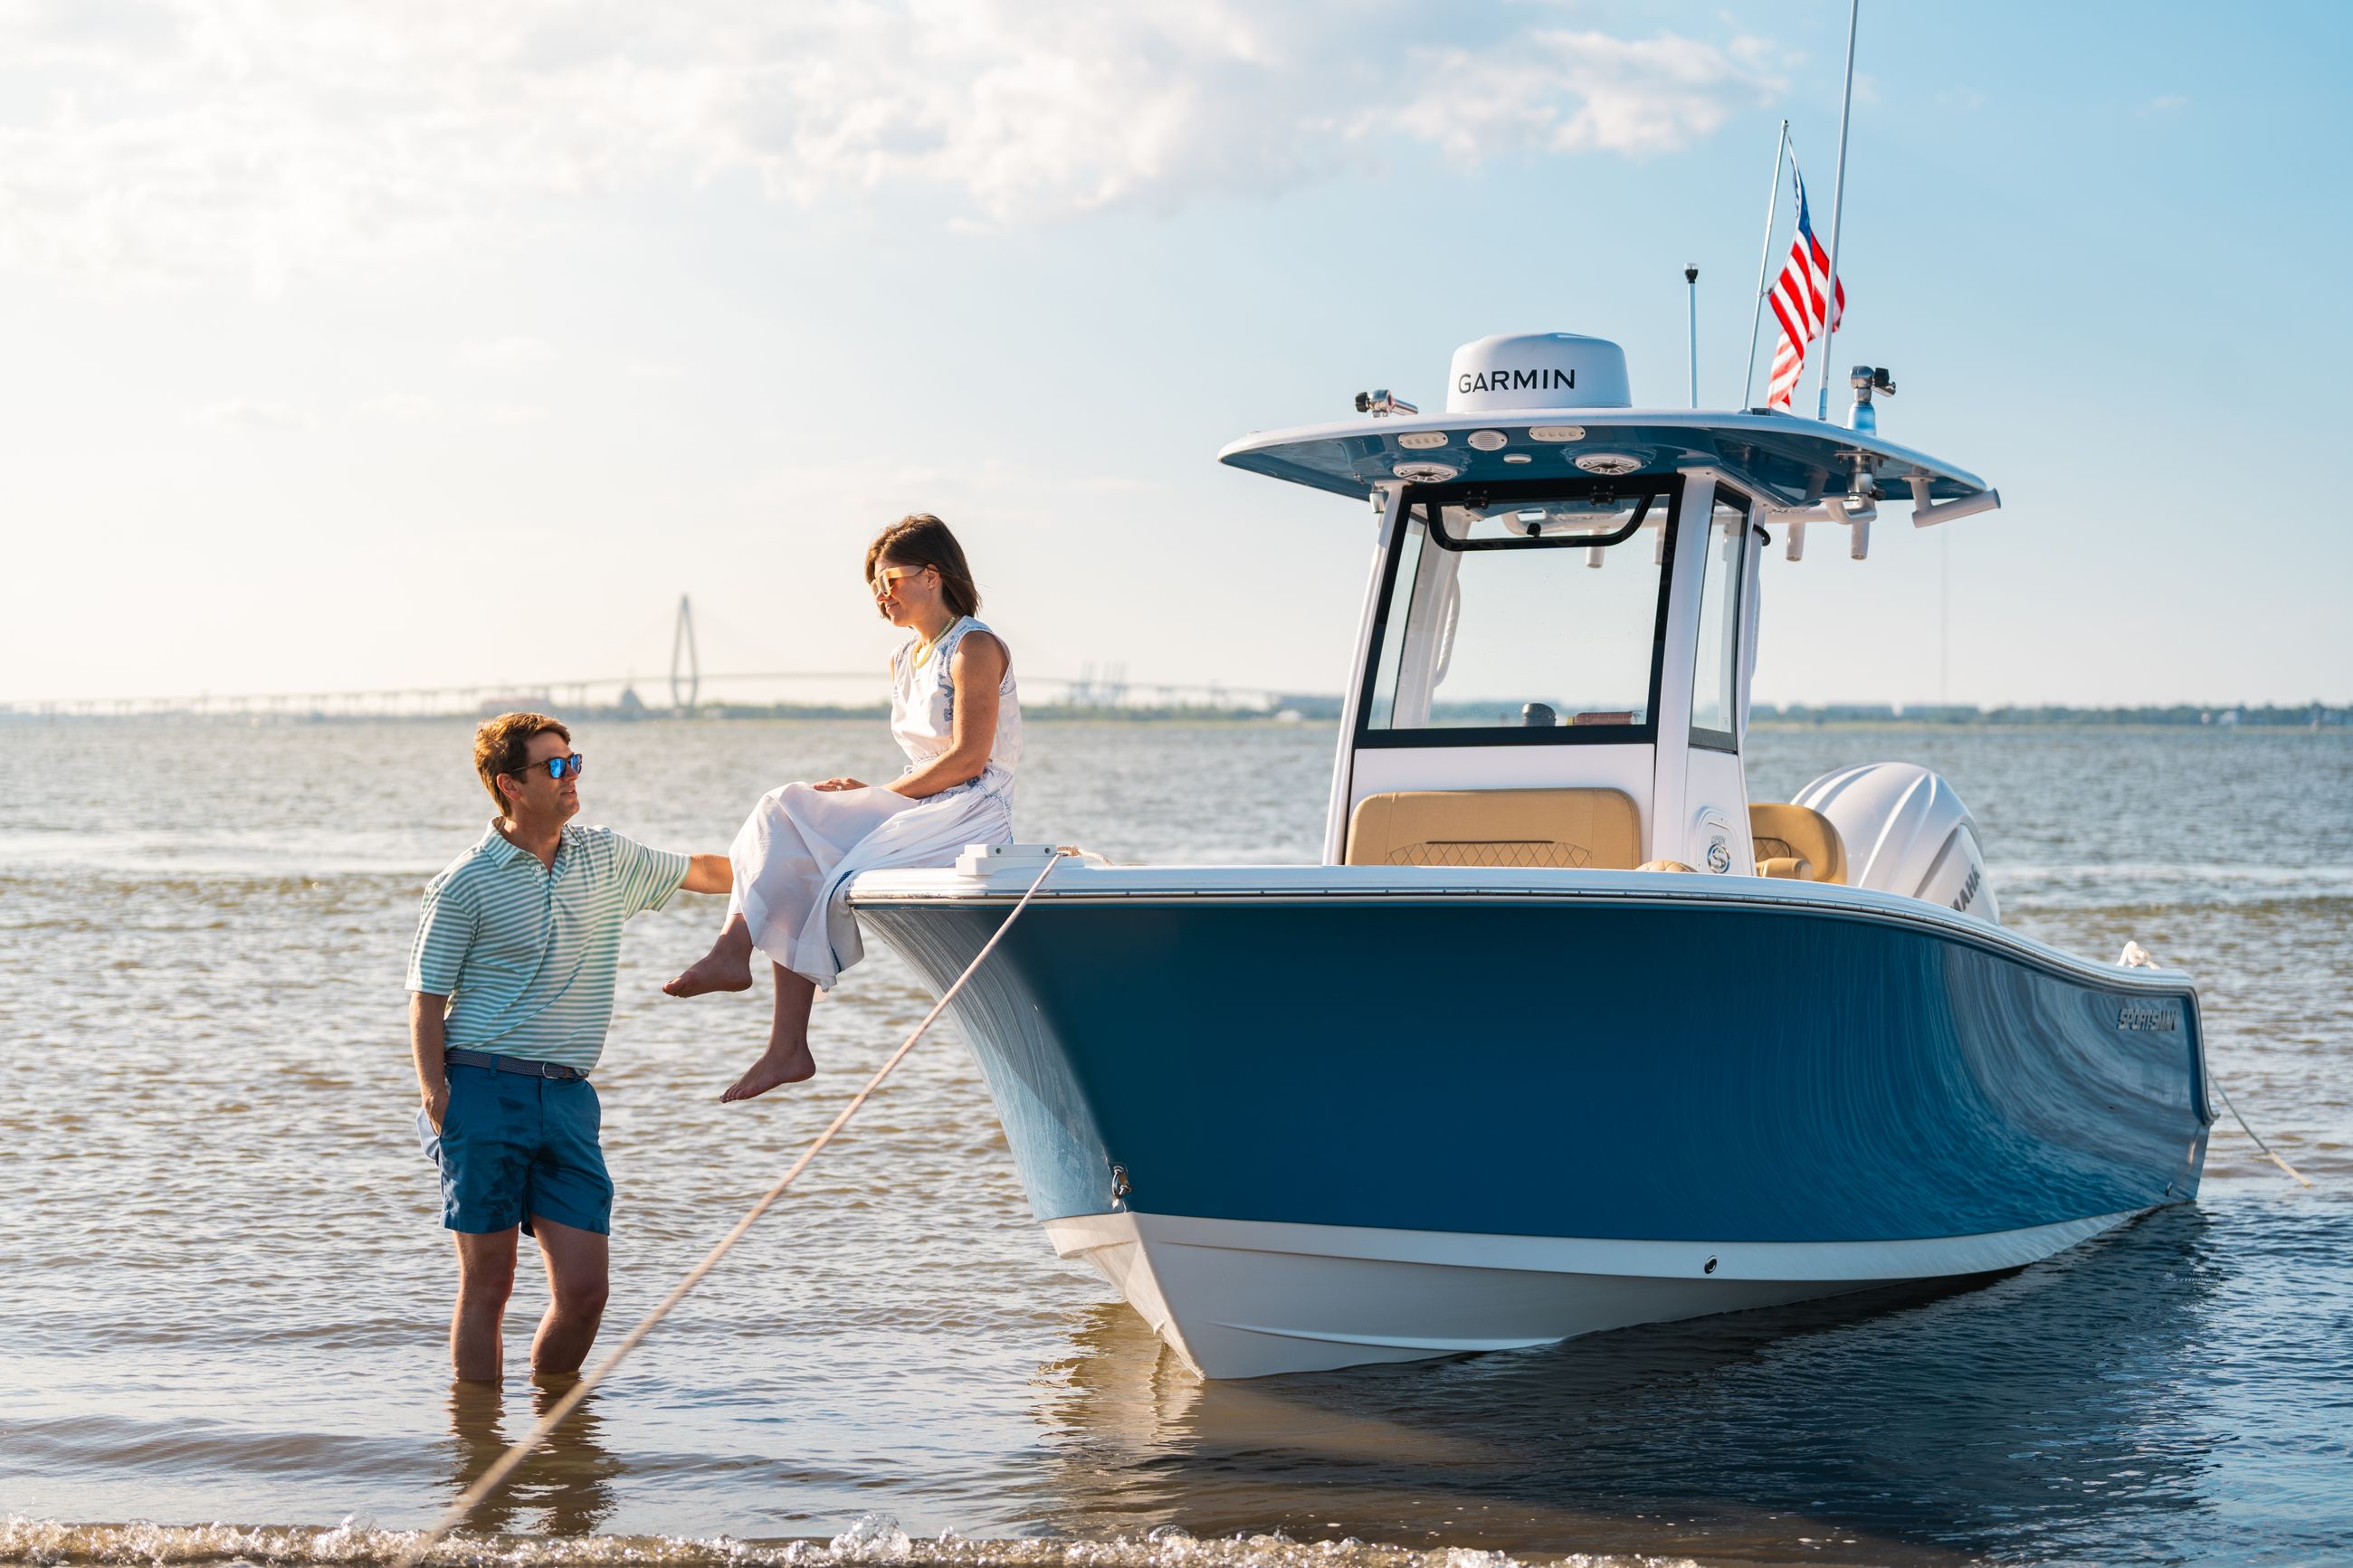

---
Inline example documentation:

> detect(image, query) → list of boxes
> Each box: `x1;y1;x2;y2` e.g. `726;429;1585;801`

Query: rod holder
1908;477;2004;527
1766;499;1839;560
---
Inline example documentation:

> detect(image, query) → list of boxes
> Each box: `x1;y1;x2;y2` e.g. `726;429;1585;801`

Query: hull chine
1049;1210;2147;1379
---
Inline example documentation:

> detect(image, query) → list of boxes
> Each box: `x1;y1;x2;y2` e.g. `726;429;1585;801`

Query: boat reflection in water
1029;1206;2222;1565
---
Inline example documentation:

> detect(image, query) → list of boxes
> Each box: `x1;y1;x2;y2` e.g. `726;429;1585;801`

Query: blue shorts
416;1062;613;1236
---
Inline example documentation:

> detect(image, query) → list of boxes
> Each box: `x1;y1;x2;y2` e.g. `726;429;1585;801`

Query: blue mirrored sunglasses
518;753;585;781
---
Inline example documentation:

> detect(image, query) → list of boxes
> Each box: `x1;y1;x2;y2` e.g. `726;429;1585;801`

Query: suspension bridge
4;597;1324;721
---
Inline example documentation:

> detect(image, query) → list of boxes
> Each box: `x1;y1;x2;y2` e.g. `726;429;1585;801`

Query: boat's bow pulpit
1218;330;2003;882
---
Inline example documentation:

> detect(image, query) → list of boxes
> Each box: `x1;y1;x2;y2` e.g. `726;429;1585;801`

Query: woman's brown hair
865;513;980;621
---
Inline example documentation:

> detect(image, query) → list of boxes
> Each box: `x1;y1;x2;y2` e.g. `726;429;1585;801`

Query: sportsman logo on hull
2118;1000;2180;1032
1456;367;1577;396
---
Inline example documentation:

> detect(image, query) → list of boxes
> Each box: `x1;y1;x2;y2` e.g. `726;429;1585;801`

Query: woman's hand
813;776;867;792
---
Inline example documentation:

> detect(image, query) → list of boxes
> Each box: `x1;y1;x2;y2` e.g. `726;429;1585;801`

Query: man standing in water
408;712;732;1382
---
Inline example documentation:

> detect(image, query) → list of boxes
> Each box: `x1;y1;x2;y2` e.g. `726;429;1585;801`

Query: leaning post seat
1748;802;1849;884
1345;788;1642;870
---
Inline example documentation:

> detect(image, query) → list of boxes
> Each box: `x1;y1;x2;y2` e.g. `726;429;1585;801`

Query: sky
2;0;2348;709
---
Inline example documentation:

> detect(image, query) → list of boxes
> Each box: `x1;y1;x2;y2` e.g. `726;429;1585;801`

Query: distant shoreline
4;701;2345;728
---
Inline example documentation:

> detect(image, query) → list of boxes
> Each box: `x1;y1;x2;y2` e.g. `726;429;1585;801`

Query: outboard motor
1795;762;2000;925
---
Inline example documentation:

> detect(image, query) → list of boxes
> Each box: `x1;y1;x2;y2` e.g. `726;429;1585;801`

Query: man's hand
814;776;867;792
411;992;450;1134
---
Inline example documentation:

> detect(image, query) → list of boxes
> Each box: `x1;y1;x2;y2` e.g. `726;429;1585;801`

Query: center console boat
849;330;2213;1378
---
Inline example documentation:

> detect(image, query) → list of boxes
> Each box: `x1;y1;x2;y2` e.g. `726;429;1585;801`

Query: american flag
1766;161;1845;412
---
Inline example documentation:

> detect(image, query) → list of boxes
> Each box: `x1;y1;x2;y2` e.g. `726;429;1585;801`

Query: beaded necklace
910;616;957;671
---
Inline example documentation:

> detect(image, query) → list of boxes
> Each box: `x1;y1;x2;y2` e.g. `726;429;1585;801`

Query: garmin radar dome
1445;332;1632;413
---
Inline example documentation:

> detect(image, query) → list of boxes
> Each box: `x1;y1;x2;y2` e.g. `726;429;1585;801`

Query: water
2;720;2348;1567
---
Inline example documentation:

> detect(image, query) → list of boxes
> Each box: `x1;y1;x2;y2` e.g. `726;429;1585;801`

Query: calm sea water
2;720;2348;1568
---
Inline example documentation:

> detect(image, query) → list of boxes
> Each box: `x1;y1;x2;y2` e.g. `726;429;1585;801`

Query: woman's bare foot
665;950;753;997
719;1039;816;1102
665;920;755;997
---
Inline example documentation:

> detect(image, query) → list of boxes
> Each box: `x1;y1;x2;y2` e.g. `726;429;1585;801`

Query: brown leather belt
444;1047;589;1081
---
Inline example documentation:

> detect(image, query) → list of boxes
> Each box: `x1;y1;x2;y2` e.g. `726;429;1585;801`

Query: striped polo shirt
406;822;691;1073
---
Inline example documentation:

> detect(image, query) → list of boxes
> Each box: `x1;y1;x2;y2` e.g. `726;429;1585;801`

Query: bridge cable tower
670;595;700;711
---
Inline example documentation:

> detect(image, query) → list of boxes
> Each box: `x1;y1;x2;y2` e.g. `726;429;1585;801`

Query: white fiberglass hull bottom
1047;1210;2141;1379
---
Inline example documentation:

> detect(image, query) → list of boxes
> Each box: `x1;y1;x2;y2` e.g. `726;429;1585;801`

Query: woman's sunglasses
512;754;586;781
872;565;930;599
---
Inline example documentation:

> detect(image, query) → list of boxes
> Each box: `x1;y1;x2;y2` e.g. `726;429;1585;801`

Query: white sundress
728;615;1021;988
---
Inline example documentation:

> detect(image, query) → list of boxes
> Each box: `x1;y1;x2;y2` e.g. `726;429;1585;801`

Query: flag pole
1815;0;1861;420
1740;119;1789;409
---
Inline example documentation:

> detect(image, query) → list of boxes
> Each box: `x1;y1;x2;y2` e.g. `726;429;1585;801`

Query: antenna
1815;0;1862;420
1684;264;1700;409
1940;529;1950;708
670;594;700;711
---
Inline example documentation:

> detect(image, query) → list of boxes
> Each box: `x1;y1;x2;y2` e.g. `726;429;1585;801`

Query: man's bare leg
720;963;819;1101
664;913;755;997
529;1216;610;1374
452;1228;519;1383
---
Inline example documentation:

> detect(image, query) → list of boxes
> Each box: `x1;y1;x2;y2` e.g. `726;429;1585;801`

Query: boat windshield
1359;479;1678;746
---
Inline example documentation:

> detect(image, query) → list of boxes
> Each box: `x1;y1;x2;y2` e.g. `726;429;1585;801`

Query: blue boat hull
858;884;2209;1373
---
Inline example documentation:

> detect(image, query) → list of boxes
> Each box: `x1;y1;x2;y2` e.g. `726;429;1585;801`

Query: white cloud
1388;30;1777;161
460;335;553;369
184;396;315;431
359;392;553;423
360;392;441;421
0;2;1784;293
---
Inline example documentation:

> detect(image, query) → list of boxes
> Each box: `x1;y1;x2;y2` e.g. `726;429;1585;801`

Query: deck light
1847;366;1896;432
1502;452;1532;464
1467;430;1509;451
1397;432;1449;450
1528;425;1586;442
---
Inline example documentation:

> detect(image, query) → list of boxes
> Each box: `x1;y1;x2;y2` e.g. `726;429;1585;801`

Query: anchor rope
2207;1066;2314;1188
393;849;1074;1568
2129;939;2311;1189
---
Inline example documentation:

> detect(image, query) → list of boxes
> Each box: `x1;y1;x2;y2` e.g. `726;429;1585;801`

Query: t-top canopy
1217;407;1991;509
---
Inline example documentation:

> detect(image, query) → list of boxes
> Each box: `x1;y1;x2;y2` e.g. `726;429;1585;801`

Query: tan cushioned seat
1748;803;1848;885
1345;788;1642;870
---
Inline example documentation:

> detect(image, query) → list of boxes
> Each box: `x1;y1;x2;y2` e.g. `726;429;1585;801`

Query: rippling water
3;720;2347;1567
